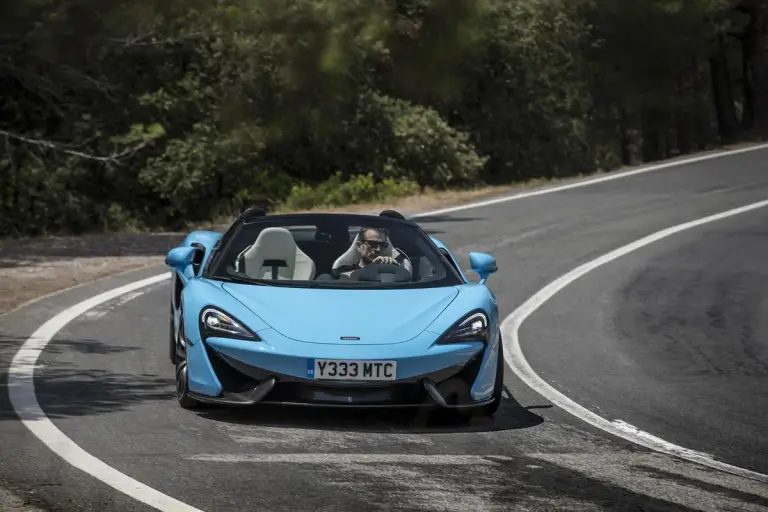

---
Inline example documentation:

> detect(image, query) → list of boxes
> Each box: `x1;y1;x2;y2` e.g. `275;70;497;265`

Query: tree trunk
740;7;756;129
751;3;768;130
618;107;631;165
676;110;692;154
641;107;663;162
709;33;740;139
738;1;768;130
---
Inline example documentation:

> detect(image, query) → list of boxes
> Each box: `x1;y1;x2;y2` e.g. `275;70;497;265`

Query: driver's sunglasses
362;239;388;250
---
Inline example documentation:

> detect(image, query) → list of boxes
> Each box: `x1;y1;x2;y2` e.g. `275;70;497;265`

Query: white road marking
610;420;717;460
7;273;206;512
6;142;768;511
501;198;768;484
82;291;146;320
186;454;515;465
116;290;146;305
83;310;107;320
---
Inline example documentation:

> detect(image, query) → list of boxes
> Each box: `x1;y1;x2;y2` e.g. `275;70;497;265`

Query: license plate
307;359;397;381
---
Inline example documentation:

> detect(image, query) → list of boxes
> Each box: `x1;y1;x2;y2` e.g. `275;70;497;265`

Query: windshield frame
201;212;465;289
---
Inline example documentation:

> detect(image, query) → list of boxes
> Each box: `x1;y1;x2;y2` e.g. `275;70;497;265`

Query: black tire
173;311;201;409
175;359;201;409
169;303;177;364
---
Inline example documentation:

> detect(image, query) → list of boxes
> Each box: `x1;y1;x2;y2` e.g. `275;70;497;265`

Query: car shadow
192;386;547;434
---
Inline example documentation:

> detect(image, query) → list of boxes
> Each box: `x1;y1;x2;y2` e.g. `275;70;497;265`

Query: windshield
205;214;463;289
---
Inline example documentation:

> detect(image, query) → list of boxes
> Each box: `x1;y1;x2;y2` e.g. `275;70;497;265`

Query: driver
341;227;399;276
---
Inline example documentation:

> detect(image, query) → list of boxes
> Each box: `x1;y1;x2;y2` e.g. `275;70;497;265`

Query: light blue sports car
165;207;503;417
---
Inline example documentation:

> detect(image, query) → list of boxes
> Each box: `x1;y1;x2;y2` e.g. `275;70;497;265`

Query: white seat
239;227;316;280
332;232;412;273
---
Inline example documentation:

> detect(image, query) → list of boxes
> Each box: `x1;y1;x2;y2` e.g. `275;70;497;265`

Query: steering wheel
350;263;412;283
342;263;411;283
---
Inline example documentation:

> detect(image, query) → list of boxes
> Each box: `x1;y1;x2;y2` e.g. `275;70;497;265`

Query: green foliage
280;172;420;211
0;0;763;236
383;95;487;189
466;0;597;180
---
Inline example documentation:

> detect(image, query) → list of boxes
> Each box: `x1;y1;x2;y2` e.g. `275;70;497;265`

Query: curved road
2;145;768;511
520;205;768;476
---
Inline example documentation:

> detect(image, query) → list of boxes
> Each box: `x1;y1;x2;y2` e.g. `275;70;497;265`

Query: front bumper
184;329;499;409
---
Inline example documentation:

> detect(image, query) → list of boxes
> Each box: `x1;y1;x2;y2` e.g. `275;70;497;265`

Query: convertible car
165;207;503;417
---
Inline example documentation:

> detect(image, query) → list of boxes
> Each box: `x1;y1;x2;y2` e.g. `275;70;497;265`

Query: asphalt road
519;202;768;476
2;145;768;511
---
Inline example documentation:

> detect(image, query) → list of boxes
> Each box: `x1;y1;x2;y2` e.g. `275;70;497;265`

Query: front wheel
174;311;201;409
175;359;200;409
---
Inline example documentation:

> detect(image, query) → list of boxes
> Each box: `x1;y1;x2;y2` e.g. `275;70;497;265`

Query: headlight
200;307;260;340
437;311;489;344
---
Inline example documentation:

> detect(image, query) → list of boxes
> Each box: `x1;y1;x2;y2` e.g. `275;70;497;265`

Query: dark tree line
1;0;766;237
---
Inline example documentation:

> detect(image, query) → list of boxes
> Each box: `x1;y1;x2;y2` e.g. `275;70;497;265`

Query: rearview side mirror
165;246;197;279
469;252;498;284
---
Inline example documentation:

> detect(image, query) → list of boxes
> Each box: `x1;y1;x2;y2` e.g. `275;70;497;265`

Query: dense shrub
280;172;420;211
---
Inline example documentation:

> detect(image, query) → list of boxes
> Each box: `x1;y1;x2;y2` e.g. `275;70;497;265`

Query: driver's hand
372;256;397;265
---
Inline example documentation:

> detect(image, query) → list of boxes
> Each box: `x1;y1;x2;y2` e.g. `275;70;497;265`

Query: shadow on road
0;334;172;421
633;465;768;508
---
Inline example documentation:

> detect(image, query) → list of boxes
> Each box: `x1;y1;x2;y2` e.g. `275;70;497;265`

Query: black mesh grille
204;342;260;394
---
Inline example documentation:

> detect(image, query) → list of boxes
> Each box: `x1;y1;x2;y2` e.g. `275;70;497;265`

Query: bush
362;91;489;190
280;172;420;211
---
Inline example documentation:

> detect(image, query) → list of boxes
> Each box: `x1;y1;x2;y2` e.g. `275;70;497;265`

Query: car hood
221;283;459;345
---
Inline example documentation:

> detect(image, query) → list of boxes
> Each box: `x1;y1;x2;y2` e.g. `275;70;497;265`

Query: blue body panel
186;330;222;396
220;283;460;344
169;224;502;408
181;230;222;280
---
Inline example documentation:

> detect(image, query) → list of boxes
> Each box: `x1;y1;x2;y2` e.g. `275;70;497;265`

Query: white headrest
241;227;299;280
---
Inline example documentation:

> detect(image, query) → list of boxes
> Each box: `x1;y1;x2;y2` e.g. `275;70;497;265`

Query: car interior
229;223;442;284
